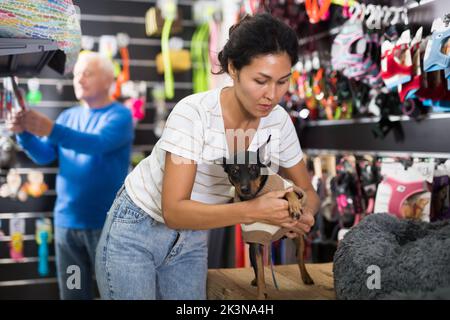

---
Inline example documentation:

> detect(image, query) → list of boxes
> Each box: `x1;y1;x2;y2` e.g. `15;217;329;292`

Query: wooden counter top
207;263;335;300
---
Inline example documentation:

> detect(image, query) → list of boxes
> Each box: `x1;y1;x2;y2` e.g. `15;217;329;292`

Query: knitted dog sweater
235;169;304;245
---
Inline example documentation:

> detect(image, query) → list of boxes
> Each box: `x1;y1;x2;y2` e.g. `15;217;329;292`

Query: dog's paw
288;198;303;220
292;185;307;206
302;275;315;285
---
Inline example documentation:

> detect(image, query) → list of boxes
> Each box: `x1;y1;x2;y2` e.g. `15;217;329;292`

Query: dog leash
162;17;175;99
191;22;210;93
112;33;130;100
269;242;279;290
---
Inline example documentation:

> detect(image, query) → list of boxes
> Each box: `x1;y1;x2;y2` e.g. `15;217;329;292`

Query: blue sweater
17;102;134;229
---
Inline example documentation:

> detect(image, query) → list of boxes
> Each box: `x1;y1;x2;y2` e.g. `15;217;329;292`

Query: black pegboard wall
0;0;196;299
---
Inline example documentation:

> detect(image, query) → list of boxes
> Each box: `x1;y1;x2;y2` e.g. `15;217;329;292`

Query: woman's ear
228;61;237;80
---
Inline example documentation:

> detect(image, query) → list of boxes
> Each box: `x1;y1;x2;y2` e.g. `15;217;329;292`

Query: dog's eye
249;165;258;176
231;167;239;176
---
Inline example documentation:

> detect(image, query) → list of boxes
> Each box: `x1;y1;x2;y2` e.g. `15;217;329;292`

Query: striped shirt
125;87;303;223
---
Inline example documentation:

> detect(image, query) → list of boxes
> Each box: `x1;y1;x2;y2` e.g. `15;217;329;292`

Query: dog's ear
221;157;228;171
257;134;271;166
260;160;271;168
256;134;271;154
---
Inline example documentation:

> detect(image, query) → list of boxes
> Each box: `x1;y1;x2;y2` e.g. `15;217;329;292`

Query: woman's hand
277;160;321;238
249;188;296;226
281;206;315;239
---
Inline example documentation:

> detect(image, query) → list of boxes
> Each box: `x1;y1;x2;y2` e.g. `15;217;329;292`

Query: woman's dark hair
216;13;299;74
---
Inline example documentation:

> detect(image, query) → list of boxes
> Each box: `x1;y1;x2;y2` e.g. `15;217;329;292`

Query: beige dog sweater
234;169;305;245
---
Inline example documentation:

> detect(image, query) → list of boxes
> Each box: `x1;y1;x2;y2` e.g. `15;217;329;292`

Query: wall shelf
0;38;59;77
299;113;450;155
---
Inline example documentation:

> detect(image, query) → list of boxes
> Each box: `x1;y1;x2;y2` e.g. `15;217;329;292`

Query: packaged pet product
374;158;434;221
431;160;450;221
9;216;25;262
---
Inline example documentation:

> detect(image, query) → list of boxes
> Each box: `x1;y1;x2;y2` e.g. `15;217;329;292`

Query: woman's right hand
249;188;294;226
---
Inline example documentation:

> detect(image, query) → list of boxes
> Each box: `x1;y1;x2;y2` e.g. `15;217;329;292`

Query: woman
95;13;320;300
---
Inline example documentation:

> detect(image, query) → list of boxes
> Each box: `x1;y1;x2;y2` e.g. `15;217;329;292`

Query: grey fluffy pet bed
333;213;450;300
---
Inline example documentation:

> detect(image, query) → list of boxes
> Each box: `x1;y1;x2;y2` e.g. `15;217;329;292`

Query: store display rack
0;38;58;77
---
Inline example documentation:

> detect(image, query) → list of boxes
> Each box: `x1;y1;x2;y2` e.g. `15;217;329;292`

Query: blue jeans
95;186;208;300
55;226;102;300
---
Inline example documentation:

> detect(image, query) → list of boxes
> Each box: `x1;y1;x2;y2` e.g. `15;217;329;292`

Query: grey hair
74;51;115;79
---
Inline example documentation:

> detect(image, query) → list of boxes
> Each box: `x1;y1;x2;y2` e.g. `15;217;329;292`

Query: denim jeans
95;185;208;300
55;226;102;300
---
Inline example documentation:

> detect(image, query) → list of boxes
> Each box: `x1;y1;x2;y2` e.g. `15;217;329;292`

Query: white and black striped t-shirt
124;87;303;223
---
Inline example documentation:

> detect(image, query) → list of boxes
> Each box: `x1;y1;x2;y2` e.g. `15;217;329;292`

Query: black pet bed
333;213;450;300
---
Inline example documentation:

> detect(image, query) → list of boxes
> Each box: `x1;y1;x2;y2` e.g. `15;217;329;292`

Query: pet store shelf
1;234;45;242
304;148;450;159
299;113;450;155
306;113;450;126
298;0;438;47
0;257;55;265
0;278;57;287
0;212;53;219
0;38;58;77
16;77;193;89
111;0;195;6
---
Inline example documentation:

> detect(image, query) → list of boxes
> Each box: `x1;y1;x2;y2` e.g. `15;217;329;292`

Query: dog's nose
240;185;251;194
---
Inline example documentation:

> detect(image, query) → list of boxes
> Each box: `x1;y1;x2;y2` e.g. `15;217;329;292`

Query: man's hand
21;110;54;137
6;110;26;134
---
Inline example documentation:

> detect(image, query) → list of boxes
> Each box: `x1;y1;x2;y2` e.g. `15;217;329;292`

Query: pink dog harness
384;177;429;217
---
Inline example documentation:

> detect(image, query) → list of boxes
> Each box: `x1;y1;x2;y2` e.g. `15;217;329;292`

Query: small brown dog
222;138;314;299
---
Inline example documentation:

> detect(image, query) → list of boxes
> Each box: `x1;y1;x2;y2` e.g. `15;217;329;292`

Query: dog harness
381;42;413;89
398;28;423;102
331;20;365;71
332;20;382;88
424;21;450;72
424;21;450;90
384;177;429;218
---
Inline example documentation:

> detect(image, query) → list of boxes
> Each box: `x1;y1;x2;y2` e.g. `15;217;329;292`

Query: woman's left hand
281;206;315;238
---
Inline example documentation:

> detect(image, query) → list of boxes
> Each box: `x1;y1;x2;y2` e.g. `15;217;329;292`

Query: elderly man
8;52;134;300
